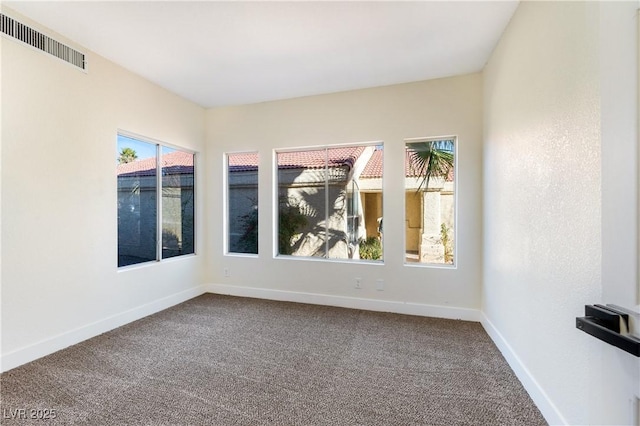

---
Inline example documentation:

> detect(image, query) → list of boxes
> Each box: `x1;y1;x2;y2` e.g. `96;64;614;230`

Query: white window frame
273;141;384;264
403;135;458;269
224;151;260;257
117;130;197;269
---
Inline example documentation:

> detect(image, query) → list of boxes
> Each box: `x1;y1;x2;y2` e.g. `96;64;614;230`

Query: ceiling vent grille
1;13;86;70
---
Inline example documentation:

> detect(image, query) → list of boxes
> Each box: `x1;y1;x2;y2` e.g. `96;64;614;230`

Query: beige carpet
1;294;546;425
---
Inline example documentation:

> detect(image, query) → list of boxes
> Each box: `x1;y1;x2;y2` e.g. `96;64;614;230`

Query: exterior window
404;138;455;265
226;152;259;254
161;146;195;259
276;144;383;262
117;134;195;267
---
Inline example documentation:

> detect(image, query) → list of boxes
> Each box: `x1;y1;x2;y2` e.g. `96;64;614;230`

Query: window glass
277;148;327;257
161;147;195;259
276;144;383;262
227;152;259;254
117;135;157;267
117;134;195;267
404;139;455;265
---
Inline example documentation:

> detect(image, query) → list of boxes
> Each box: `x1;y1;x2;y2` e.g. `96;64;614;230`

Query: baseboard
205;283;481;322
0;285;208;373
481;314;567;426
2;282;564;425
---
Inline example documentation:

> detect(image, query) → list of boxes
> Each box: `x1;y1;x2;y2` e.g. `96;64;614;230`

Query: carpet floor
1;294;546;425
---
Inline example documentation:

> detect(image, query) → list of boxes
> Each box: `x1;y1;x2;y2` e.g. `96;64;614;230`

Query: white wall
598;2;639;423
206;74;483;318
483;1;639;425
5;3;638;423
1;9;207;371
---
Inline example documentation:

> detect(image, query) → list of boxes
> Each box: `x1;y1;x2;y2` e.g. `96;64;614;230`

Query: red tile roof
117;151;194;177
360;149;454;181
405;149;455;181
277;146;366;170
117;146;453;182
405;150;427;178
228;152;259;172
228;147;368;172
360;149;383;178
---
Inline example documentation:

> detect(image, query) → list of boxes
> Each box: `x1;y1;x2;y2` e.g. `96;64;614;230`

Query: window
161;146;195;259
276;144;383;262
226;152;259;255
404;138;455;266
117;134;195;267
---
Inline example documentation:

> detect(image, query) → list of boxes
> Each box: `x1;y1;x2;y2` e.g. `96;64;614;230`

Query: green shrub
278;203;307;255
359;236;382;260
236;200;307;255
237;207;259;254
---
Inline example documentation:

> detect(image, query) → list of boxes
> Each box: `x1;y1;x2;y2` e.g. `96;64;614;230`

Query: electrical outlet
224;268;230;277
354;277;362;289
376;279;384;291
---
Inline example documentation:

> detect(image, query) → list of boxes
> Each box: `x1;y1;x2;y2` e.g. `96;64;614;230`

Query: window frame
117;130;197;269
224;151;260;257
403;135;458;269
273;141;384;264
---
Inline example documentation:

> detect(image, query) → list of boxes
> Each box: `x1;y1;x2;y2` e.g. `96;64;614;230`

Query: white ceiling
5;1;519;108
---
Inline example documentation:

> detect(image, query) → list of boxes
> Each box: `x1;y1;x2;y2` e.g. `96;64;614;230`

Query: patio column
420;190;444;263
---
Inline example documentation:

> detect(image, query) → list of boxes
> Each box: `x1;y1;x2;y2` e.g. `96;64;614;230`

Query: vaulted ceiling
5;1;519;108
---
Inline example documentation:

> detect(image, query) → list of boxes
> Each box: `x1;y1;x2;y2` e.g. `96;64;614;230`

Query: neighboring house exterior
408;158;454;264
276;146;373;259
227;147;372;258
227;153;259;253
228;146;454;263
358;148;454;264
117;151;195;266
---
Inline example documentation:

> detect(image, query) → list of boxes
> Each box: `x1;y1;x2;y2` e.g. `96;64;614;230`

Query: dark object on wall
576;304;639;357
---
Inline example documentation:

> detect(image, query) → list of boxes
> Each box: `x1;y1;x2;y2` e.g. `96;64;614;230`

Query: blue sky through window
117;134;157;161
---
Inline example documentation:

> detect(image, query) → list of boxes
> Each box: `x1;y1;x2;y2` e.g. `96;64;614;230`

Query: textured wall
1;8;206;366
483;1;638;424
207;74;483;311
483;2;601;424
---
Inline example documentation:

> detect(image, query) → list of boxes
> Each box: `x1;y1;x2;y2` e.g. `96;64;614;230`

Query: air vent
1;13;86;70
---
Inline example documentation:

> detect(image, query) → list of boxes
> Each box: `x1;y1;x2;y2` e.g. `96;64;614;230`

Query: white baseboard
481;314;567;426
205;283;481;322
2;282;564;425
0;285;207;373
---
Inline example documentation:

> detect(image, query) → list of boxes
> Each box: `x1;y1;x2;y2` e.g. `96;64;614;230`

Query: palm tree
118;147;138;164
406;140;454;191
407;140;455;264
